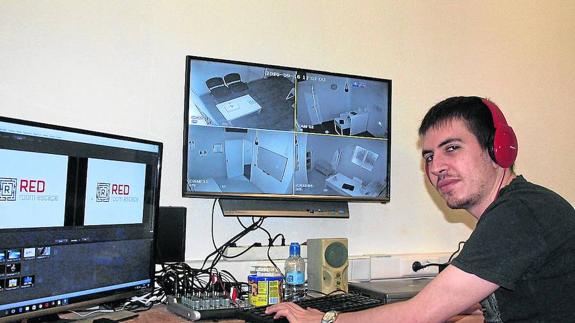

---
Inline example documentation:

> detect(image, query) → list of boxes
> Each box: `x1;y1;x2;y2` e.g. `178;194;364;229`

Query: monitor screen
183;56;391;202
0;116;162;321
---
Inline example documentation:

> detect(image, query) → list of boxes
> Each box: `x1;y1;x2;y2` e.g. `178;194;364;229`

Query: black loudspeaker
155;206;187;263
307;238;349;293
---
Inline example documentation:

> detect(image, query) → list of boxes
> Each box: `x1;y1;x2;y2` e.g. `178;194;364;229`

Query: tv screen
183;56;391;202
0;116;162;322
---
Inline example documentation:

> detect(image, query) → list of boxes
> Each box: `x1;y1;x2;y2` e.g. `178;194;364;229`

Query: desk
62;305;243;323
65;304;481;322
121;304;482;323
216;94;262;123
125;305;242;323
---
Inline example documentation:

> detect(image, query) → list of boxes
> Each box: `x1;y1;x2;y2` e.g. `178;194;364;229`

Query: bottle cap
289;242;300;256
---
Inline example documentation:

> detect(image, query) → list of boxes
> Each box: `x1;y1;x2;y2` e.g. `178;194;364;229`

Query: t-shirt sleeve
450;199;545;290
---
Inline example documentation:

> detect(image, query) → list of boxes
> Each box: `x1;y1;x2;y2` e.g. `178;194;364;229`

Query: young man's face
421;118;499;214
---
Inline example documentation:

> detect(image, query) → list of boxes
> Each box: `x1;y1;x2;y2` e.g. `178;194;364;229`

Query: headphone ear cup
482;98;518;168
492;124;518;168
487;134;497;163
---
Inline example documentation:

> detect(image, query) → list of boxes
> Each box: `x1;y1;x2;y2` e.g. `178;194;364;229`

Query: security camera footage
184;56;391;201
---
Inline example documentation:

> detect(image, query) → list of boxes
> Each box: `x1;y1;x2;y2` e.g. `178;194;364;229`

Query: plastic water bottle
284;242;306;301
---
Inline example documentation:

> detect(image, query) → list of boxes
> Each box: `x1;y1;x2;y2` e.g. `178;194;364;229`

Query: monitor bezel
182;55;392;202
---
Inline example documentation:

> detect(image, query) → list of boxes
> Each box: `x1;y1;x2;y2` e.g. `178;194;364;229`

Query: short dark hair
418;96;494;152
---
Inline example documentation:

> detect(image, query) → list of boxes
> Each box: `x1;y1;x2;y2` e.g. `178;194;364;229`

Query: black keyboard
240;293;385;323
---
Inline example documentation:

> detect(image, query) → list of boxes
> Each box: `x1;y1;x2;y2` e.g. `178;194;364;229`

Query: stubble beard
442;184;484;210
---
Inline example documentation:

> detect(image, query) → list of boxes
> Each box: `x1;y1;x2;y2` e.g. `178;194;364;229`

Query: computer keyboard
240;293;385;323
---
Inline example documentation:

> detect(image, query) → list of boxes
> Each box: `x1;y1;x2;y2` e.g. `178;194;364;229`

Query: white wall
1;1;574;269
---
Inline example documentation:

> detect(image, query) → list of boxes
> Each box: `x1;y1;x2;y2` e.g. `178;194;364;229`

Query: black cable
223;242;261;259
271;233;286;246
215;215;286;277
154;262;246;299
266;233;286;276
412;240;467;272
211;198;219;251
448;240;466;262
204;224;249;268
154;209;292;307
236;216;248;229
258;221;283;275
154;216;290;306
259;226;272;245
201;217;264;270
411;261;447;272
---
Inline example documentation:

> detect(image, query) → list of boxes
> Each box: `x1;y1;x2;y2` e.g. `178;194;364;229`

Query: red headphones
482;98;518;169
424;98;518;183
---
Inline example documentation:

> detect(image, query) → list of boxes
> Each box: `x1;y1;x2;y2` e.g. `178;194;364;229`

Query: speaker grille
324;242;348;268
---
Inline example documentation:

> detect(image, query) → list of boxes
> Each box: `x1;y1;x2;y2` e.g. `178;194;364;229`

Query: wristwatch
321;310;340;323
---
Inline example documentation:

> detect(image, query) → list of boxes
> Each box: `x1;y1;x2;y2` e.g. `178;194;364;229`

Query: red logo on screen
111;184;130;195
1;177;58;203
96;183;132;202
19;179;46;193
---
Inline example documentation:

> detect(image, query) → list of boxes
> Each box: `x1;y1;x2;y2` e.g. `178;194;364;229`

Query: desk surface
126;305;241;323
63;305;243;323
114;304;482;323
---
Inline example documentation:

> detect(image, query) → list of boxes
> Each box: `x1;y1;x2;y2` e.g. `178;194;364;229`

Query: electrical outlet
399;256;440;277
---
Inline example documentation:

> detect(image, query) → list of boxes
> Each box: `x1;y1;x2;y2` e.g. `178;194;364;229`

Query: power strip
223;245;307;261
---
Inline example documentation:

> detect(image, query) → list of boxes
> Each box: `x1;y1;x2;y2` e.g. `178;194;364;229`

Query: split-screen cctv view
184;57;391;200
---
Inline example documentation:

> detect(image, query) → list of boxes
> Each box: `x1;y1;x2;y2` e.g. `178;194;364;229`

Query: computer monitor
183;56;391;203
0;116;162;322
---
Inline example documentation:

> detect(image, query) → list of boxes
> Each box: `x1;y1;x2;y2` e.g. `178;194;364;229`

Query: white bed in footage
325;173;383;197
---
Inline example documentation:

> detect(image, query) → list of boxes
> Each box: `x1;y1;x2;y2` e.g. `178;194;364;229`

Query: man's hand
265;302;325;323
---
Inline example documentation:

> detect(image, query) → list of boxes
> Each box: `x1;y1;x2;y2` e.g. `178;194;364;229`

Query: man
266;96;575;322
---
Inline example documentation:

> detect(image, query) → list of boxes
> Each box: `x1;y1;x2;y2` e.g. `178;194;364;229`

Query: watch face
322;311;338;323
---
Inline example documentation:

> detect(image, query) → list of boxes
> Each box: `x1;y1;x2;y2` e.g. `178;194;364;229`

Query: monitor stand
219;198;349;218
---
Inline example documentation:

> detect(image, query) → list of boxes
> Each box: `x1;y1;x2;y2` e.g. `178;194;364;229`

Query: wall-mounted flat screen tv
183;56;391;202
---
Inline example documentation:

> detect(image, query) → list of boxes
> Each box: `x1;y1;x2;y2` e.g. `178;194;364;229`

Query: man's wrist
321;310;339;323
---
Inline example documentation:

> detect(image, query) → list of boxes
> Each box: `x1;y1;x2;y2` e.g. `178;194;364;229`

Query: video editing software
0;118;162;320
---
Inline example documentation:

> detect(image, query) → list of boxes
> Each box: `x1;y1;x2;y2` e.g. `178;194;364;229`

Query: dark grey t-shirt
451;176;575;322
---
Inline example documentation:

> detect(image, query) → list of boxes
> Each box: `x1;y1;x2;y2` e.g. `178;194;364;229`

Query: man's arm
336;265;498;323
266;264;498;323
